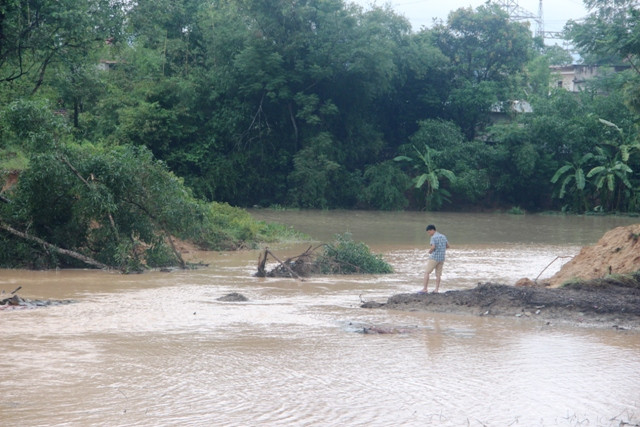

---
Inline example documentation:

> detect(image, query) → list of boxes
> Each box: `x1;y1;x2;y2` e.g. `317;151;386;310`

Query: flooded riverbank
2;211;639;426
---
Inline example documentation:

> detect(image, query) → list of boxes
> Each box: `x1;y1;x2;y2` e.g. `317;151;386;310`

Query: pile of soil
364;224;640;330
545;223;640;287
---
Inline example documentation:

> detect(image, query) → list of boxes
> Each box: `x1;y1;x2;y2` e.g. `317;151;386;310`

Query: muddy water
1;211;639;426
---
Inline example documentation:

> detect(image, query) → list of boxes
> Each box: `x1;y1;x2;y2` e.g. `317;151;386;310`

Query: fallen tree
0;145;200;271
0;221;110;269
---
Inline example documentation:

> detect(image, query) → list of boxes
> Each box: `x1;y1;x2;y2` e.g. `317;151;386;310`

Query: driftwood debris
255;246;320;279
1;287;74;309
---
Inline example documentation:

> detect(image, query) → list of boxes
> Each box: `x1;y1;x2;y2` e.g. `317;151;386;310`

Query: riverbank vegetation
0;138;304;271
256;233;393;277
1;0;640;269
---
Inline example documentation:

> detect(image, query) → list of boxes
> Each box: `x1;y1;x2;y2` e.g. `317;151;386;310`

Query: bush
507;206;525;215
189;202;308;250
315;233;393;274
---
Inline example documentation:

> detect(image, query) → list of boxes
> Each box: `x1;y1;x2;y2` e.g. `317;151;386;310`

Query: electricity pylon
495;0;563;40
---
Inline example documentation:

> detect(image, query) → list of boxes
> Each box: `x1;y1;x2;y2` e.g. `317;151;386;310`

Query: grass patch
0;148;28;172
186;202;308;250
561;270;640;291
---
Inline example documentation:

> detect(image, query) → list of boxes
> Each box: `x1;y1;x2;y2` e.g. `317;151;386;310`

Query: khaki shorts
425;259;444;277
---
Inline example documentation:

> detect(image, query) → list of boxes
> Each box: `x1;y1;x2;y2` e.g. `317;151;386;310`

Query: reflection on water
1;211;639;426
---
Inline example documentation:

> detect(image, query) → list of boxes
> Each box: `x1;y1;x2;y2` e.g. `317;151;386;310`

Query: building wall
550;65;630;92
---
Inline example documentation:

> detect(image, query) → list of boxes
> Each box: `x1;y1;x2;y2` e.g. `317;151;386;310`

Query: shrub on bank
315;233;394;274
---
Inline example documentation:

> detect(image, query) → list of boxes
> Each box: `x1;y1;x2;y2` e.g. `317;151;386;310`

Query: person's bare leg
433;262;443;293
422;271;429;293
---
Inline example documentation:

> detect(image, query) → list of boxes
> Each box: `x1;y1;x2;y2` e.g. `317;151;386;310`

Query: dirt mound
547;224;640;287
365;281;640;330
1;170;20;192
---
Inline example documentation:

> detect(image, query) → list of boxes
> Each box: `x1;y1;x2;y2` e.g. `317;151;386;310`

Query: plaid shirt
429;232;448;262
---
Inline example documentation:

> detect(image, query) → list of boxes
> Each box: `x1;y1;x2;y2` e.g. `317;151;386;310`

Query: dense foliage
1;0;640;265
315;233;394;274
0;102;302;270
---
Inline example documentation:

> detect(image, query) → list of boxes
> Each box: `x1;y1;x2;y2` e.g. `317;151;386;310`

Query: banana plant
394;144;456;210
550;152;594;212
584;119;639;211
598;118;640;162
587;145;634;211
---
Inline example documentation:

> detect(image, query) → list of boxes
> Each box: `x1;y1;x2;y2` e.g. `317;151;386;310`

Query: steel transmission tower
495;0;562;40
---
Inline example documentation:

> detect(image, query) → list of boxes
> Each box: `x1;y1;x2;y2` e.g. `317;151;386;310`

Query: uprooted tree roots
255;246;319;279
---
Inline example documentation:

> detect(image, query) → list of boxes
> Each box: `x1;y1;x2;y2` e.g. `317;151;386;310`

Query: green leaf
587;166;605;178
606;174;615;192
575;168;585;190
415;174;428;189
551;164;572;183
393;155;413;162
598;118;623;134
439;169;457;183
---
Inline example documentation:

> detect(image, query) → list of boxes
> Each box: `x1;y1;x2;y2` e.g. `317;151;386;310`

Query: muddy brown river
1;211;639;426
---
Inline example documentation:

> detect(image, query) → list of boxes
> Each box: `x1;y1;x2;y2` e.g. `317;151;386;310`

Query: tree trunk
165;232;186;269
0;222;110;270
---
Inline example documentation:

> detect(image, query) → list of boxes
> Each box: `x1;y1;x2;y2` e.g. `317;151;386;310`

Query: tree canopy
1;0;640;270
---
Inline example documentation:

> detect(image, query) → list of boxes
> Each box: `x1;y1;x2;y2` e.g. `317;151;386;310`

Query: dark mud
362;281;640;331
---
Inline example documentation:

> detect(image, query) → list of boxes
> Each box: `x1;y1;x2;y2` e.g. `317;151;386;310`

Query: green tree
0;0;125;94
359;161;410;210
543;45;574;66
95;0;416;208
429;4;534;138
566;0;640;114
287;133;341;209
1;99;69;153
566;0;639;65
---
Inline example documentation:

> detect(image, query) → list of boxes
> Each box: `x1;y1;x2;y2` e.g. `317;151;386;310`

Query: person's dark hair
426;224;436;231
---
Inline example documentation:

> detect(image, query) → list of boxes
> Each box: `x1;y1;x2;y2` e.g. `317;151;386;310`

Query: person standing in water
421;224;449;293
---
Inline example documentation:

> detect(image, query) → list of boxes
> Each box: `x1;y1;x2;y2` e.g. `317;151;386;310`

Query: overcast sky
350;0;589;41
